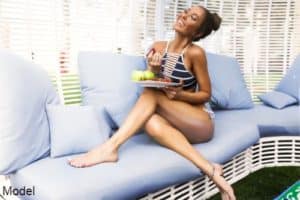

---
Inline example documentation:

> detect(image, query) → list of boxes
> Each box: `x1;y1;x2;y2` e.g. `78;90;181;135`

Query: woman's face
173;6;205;38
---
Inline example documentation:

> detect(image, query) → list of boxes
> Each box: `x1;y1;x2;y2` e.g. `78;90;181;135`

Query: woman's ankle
208;163;223;180
105;136;120;149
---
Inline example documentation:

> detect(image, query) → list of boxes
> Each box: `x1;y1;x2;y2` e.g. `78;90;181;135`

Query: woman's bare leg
69;88;159;167
144;114;235;200
68;87;235;199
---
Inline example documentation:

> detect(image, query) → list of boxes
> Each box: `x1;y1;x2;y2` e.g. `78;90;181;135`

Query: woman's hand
162;80;184;100
147;49;162;73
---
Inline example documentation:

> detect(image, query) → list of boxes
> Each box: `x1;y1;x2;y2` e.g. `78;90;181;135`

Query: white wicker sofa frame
141;136;300;199
57;73;300;200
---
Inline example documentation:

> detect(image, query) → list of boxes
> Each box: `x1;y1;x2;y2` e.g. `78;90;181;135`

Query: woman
69;5;236;200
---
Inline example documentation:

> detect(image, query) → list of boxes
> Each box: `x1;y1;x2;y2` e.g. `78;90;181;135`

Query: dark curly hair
193;6;222;41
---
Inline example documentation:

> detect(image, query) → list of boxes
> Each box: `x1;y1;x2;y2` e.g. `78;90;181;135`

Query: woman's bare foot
211;163;236;200
68;141;119;168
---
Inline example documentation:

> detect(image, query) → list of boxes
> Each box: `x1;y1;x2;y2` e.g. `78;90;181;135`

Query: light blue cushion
46;105;111;158
78;51;147;128
258;91;298;109
206;52;253;109
253;104;300;137
0;49;59;175
10;111;259;200
104;94;138;127
276;55;300;101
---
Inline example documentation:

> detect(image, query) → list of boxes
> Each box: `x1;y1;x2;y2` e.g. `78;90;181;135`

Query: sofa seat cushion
253;104;300;137
201;108;260;163
10;112;259;200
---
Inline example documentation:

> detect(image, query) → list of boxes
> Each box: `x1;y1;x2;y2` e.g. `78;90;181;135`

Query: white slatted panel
56;0;72;74
163;0;177;40
0;0;31;59
1;0;299;104
202;0;298;102
62;0;148;103
67;0;115;72
131;0;150;54
0;0;64;73
141;0;157;51
292;1;300;63
0;0;150;104
0;0;67;104
157;0;299;102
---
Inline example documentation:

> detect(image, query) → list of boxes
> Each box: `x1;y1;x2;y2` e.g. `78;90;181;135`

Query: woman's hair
193;6;222;41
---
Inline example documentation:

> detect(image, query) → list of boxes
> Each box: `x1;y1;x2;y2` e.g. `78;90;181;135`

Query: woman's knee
138;88;159;106
185;120;214;144
144;115;168;138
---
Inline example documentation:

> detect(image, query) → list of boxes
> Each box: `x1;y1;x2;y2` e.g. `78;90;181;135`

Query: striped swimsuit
160;42;197;90
159;41;215;119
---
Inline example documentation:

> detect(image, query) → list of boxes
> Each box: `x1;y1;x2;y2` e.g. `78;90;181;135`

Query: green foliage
209;167;300;200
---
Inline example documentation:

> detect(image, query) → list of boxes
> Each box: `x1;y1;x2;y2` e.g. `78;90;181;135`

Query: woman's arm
175;47;212;105
146;41;166;74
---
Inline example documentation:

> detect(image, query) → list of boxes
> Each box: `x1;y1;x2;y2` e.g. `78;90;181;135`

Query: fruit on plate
144;70;155;80
131;70;145;81
131;70;156;81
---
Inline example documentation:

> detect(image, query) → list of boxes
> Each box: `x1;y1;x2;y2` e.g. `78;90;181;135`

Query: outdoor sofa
0;49;299;200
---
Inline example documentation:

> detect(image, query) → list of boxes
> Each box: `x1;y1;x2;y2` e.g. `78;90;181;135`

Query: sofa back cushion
78;51;146;128
206;52;253;109
275;54;300;102
0;50;59;175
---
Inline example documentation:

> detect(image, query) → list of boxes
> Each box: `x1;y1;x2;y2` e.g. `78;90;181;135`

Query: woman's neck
169;33;192;53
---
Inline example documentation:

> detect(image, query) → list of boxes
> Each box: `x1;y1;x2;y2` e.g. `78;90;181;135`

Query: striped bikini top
160;41;197;90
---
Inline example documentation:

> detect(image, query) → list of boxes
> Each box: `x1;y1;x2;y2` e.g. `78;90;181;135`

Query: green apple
143;70;155;80
131;70;144;81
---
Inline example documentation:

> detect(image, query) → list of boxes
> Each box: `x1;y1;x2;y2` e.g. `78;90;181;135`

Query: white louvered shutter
0;0;149;104
0;0;66;73
1;0;299;103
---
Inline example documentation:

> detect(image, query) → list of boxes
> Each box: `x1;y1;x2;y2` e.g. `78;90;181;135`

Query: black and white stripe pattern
160;52;197;90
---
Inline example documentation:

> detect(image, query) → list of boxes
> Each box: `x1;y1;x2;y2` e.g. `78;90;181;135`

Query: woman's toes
69;159;76;166
221;192;229;200
228;188;236;200
68;159;73;166
74;162;83;168
221;186;235;200
69;160;76;166
69;158;81;167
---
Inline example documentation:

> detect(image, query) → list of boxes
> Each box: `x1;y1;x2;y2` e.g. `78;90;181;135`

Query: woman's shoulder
187;44;206;59
185;44;207;71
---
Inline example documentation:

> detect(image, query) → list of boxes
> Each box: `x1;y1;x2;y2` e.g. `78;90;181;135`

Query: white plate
133;80;182;88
